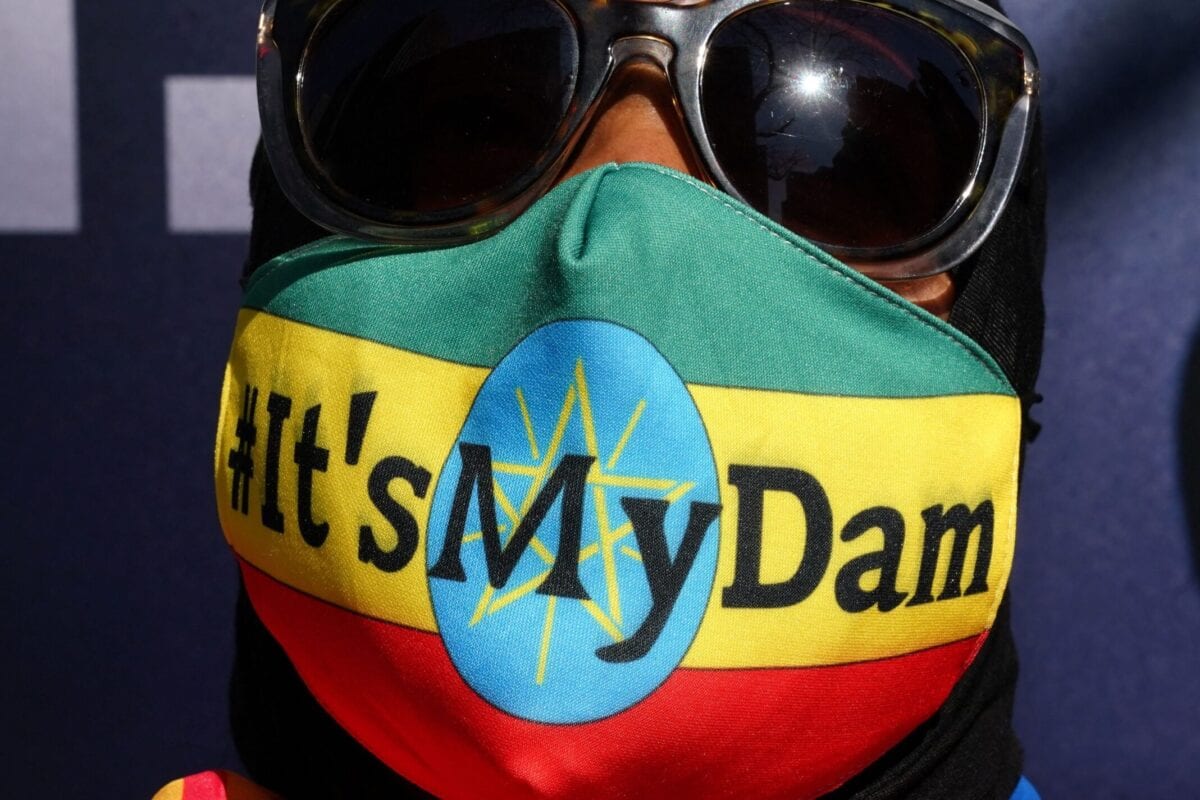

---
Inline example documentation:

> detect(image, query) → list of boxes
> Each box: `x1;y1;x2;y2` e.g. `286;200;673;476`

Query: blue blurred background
2;1;1198;797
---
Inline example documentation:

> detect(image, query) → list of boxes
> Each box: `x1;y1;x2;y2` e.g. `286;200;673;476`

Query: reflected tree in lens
703;0;981;249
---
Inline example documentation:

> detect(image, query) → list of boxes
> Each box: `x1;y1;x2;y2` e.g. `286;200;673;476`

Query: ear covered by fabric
222;122;1045;800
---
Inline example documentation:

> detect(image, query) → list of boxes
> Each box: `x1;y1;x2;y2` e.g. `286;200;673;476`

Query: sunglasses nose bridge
590;27;680;116
609;34;675;73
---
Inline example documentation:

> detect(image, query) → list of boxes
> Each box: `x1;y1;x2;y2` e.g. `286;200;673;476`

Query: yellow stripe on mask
682;385;1017;668
216;310;1019;669
217;310;486;634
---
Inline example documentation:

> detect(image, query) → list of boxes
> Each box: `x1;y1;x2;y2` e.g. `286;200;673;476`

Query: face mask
215;163;1021;799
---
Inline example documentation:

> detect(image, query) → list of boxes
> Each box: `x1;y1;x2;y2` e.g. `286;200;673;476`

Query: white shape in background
165;75;258;233
0;0;80;232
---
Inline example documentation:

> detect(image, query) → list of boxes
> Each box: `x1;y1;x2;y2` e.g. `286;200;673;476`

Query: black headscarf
229;9;1047;795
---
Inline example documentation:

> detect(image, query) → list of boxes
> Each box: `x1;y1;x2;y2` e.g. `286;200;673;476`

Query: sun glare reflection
790;64;849;103
797;70;827;97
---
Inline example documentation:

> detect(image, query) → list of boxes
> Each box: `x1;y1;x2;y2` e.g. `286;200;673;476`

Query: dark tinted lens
299;0;577;217
702;0;982;250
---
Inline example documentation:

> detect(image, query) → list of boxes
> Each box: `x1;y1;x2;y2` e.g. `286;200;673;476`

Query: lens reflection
702;0;982;250
299;0;577;217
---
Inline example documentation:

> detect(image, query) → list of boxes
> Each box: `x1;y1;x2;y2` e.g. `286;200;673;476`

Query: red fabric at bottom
243;562;985;800
181;772;226;800
179;770;277;800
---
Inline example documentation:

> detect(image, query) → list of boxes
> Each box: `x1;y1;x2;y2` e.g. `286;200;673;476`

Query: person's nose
556;62;704;184
553;61;957;317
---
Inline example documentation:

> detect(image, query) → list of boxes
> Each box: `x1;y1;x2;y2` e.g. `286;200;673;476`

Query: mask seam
624;164;1014;395
243;166;1011;394
242;235;348;295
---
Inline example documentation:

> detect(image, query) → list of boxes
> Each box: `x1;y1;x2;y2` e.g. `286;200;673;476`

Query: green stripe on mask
242;163;1012;399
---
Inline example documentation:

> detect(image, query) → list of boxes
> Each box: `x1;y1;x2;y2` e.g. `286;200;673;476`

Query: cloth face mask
215;163;1021;799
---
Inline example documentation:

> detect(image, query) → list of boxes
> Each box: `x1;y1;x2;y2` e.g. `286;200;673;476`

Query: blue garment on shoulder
1011;777;1040;800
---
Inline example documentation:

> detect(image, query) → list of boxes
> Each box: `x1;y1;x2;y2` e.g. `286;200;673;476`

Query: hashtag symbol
228;385;259;514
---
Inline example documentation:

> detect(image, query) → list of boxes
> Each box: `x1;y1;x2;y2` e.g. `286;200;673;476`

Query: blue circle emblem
426;320;721;723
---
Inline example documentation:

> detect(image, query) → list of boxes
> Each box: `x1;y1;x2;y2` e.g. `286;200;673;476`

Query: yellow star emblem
460;358;696;685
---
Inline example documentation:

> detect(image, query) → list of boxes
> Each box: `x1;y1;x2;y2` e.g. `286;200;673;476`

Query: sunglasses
257;0;1038;279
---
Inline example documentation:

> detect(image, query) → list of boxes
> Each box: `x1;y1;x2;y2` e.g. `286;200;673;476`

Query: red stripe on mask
242;561;985;800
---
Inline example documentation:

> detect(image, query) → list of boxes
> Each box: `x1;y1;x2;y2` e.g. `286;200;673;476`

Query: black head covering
230;6;1046;793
